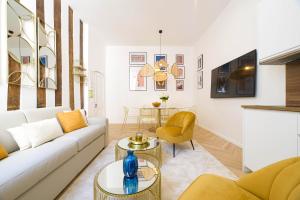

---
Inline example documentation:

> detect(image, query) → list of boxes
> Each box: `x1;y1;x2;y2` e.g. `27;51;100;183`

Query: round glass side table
115;137;162;167
94;160;161;200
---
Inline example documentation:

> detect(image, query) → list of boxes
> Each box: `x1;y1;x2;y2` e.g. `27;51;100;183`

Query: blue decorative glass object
123;175;138;194
123;150;138;178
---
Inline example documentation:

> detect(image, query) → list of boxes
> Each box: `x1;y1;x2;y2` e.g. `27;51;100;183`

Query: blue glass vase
123;150;138;178
123;175;138;194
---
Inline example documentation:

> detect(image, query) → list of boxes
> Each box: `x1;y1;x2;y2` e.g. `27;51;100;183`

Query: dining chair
122;106;139;131
138;108;157;130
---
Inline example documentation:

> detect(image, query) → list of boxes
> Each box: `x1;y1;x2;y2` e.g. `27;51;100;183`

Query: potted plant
160;93;169;107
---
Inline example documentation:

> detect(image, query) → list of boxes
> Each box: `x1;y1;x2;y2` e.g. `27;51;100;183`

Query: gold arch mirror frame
7;0;36;86
37;18;57;90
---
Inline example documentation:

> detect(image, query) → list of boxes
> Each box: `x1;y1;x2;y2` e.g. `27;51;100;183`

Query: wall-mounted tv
211;50;257;98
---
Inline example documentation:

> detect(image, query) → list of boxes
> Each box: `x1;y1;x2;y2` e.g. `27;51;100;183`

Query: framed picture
176;66;185;79
129;66;147;91
21;56;31;64
40;55;48;67
154;80;167;91
197;71;203;89
129;52;147;65
176;54;184;65
197;54;203;71
176;80;184;91
154;54;167;63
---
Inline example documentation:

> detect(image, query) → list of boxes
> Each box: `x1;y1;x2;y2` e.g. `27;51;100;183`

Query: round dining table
137;106;180;128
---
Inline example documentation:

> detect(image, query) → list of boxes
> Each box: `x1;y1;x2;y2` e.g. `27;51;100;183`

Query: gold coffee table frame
115;137;162;168
94;160;161;200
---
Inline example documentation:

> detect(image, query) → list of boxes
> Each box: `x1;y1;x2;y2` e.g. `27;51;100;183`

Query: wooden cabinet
243;108;299;171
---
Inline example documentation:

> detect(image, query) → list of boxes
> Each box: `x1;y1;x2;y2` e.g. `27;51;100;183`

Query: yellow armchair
156;111;196;157
179;157;300;200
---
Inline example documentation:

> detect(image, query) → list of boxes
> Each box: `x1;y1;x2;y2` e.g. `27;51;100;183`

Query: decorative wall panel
69;7;74;110
54;0;62;106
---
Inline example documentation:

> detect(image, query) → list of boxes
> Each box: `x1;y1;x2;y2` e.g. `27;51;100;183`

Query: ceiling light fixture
139;30;180;81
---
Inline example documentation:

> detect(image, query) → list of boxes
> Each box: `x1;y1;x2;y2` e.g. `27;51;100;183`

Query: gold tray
128;136;148;145
128;142;150;150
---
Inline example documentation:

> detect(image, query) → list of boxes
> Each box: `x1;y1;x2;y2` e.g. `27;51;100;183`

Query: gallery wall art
129;52;147;65
129;66;147;91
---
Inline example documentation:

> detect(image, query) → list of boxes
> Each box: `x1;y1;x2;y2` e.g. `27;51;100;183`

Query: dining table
136;106;189;130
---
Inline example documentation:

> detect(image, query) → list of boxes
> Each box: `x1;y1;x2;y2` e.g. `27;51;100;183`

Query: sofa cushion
0;137;77;200
56;110;87;133
0;110;27;130
23;107;67;123
24;118;64;147
7;126;32;151
0;130;19;153
61;124;105;151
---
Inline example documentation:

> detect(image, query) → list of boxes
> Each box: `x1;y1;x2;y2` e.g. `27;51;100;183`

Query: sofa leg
190;140;195;150
173;144;175;158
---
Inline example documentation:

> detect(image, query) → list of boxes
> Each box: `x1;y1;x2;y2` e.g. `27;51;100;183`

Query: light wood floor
108;123;244;177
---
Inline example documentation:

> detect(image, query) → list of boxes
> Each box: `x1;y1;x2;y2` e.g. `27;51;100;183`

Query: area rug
59;140;237;200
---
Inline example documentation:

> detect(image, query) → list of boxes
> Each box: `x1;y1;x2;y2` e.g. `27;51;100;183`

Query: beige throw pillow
24;118;64;148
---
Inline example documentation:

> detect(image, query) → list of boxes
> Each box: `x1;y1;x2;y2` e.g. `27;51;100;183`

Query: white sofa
0;107;108;200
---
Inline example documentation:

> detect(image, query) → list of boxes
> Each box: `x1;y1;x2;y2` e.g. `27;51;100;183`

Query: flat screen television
211;50;257;98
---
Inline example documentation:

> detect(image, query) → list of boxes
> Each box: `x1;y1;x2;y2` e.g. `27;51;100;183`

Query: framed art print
129;52;147;65
154;54;167;63
176;80;184;91
176;54;184;65
129;66;147;91
176;66;185;79
197;71;203;89
197;54;203;71
154;80;167;91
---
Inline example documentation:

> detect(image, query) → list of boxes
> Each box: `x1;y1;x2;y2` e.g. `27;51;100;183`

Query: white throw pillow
24;118;64;148
7;126;31;151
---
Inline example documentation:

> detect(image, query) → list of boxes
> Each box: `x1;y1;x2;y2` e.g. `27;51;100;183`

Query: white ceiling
68;0;230;46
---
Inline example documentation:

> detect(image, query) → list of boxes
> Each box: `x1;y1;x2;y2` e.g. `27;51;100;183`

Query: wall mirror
7;0;36;86
37;18;57;90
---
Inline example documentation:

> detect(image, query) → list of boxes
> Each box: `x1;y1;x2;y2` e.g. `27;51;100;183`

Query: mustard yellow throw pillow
0;144;8;160
56;110;87;133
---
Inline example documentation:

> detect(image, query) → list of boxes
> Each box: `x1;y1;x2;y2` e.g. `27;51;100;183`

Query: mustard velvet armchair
179;157;300;200
156;111;196;157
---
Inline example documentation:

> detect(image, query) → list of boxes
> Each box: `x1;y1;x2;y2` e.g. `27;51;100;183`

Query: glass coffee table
115;137;161;167
94;159;161;200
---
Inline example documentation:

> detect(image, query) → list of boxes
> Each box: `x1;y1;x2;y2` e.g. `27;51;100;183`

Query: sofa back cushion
56;110;87;133
0;110;27;130
0;111;27;153
23;107;67;123
0;130;19;153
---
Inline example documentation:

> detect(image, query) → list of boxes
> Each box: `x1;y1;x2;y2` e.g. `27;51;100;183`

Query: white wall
193;0;286;147
87;26;106;117
106;46;194;123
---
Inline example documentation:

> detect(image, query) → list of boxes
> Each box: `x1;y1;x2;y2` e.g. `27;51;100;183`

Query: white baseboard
196;123;242;148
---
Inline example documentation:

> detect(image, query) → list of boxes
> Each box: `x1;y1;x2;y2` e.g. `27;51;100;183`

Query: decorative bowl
128;136;149;145
152;102;161;107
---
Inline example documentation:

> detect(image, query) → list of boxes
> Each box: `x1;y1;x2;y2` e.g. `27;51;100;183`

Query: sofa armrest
87;117;109;147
